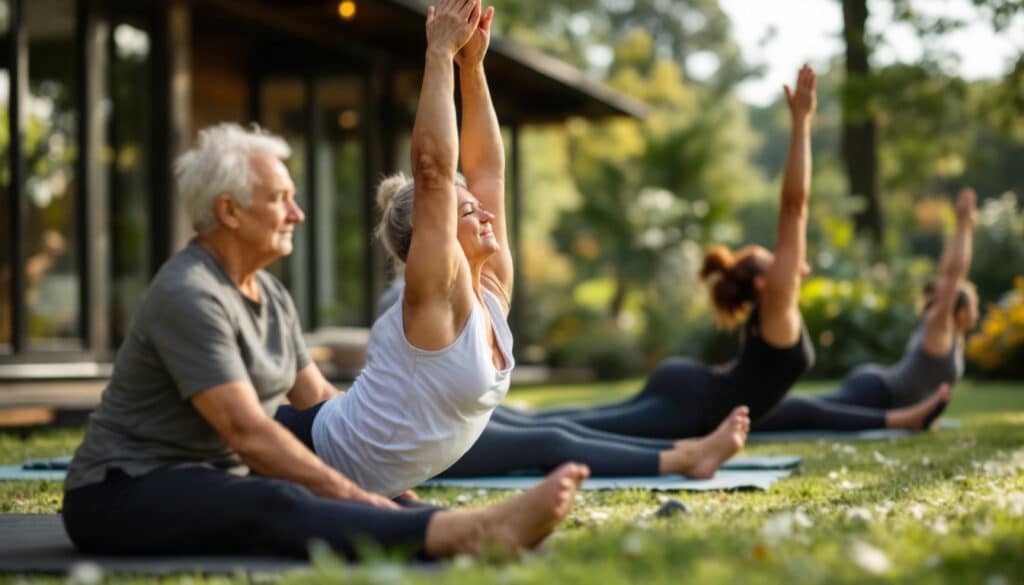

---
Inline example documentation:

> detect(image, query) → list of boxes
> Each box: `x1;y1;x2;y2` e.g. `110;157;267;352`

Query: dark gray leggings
751;369;891;431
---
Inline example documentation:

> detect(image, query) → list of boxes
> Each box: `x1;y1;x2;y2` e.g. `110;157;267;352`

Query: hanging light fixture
337;1;356;21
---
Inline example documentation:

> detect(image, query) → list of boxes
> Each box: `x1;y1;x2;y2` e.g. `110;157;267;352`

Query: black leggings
751;369;891;431
278;403;671;478
440;407;673;477
61;466;436;560
526;356;790;439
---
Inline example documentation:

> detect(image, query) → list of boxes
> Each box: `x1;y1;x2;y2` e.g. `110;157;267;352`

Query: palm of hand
956;189;977;222
786;66;817;117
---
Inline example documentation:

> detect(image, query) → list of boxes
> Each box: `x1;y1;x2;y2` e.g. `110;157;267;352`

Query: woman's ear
214;194;241;230
753;274;767;292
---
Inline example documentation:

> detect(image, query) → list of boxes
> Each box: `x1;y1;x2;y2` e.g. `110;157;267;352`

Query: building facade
0;0;645;382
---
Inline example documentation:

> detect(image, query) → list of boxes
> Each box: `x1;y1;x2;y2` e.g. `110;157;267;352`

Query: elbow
779;194;808;220
412;149;455;191
220;416;274;459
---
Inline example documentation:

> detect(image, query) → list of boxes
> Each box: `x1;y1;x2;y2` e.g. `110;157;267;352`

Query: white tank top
311;287;514;497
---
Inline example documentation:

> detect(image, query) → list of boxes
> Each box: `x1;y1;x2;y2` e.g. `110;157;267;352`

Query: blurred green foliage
492;1;1023;380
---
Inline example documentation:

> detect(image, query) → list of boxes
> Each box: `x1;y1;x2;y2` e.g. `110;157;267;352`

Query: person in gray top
753;187;980;432
62;109;586;560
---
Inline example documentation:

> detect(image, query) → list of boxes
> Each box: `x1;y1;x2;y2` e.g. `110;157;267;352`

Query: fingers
783;84;793;103
426;5;434;23
481;5;495;31
369;493;401;509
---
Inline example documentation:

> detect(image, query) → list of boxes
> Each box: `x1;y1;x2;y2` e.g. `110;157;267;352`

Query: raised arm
456;5;512;311
404;0;480;344
759;65;816;347
922;187;976;354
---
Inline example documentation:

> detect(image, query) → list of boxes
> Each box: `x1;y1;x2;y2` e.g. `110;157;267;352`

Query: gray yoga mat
0;455;801;482
747;418;961;444
420;469;792;492
0;514;310;575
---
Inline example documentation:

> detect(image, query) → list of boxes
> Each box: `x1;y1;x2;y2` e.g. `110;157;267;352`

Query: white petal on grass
995;492;1024;516
66;562;103;585
845;507;873;523
931;517;950;535
849;540;891;575
762;510;811;540
621;533;646;556
368;563;404;585
907;503;927;520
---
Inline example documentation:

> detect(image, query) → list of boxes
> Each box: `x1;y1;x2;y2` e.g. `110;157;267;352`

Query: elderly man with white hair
62;120;583;560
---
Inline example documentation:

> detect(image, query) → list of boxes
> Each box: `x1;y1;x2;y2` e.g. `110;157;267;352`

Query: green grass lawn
2;380;1023;584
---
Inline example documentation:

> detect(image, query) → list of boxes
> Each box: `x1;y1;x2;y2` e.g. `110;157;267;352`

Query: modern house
0;0;645;401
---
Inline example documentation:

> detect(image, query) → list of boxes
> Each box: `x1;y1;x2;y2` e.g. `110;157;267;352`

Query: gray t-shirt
65;239;311;491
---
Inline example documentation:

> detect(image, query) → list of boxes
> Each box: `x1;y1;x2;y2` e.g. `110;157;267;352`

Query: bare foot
886;384;951;430
424;462;590;558
661;406;749;479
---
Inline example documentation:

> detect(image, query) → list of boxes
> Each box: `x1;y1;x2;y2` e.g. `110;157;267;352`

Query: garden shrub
967;276;1024;379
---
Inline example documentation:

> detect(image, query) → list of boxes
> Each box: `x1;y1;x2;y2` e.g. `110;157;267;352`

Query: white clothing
312;288;514;497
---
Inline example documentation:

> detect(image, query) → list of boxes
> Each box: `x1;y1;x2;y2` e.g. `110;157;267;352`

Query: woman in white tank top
311;0;532;498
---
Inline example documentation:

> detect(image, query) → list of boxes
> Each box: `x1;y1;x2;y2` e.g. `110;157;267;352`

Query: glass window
316;78;366;326
0;1;9;35
260;79;310;326
0;68;10;352
25;0;81;350
107;20;151;346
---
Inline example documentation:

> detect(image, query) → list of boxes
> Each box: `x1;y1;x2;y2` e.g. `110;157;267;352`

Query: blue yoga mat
0;454;802;482
420;469;792;492
747;419;961;444
0;466;66;481
721;455;801;470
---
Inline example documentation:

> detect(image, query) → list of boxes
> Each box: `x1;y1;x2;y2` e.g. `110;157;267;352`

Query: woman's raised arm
456;5;513;311
404;0;479;309
922;187;976;355
760;65;816;347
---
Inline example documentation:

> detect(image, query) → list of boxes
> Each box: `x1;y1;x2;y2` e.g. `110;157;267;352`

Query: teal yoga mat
420;469;793;492
747;419;961;444
0;455;801;482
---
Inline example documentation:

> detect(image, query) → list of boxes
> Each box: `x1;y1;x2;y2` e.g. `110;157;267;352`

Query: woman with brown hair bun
750;188;978;433
508;66;819;440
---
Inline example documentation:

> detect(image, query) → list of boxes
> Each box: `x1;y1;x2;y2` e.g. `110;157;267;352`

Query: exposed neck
197;231;264;300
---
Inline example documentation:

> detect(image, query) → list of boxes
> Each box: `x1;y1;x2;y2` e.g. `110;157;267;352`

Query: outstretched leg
521;358;720;439
753;384;950;432
444;411;748;479
492;406;677;450
441;421;662;477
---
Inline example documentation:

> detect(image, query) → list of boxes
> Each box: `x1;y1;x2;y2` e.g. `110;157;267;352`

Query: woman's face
955;293;980;332
456;186;499;263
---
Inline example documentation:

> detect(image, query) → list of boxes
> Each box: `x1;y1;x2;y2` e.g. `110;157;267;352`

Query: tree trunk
841;0;884;241
610;267;628;319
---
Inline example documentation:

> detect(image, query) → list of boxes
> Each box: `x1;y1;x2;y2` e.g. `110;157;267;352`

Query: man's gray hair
175;123;291;233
